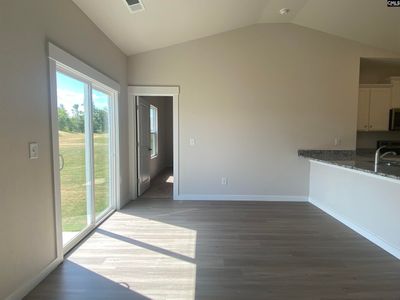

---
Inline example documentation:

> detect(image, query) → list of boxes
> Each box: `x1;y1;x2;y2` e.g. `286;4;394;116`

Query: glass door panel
92;88;113;219
56;71;90;246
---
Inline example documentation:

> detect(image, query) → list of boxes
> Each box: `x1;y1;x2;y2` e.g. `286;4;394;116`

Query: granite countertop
298;150;400;181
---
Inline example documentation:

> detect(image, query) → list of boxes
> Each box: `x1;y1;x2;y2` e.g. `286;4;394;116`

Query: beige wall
359;60;400;84
142;96;173;178
129;23;399;197
0;0;129;298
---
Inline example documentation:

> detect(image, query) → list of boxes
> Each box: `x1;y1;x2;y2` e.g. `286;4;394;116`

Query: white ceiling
72;0;400;56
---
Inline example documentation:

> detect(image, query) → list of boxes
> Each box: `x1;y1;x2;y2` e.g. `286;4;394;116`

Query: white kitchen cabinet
389;77;400;108
369;88;392;131
357;88;370;131
357;85;392;132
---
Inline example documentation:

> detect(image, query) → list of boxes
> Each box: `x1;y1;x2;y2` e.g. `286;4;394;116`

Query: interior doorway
137;96;173;198
128;86;180;200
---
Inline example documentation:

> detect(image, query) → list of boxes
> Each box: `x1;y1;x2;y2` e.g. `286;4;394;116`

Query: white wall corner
309;197;400;260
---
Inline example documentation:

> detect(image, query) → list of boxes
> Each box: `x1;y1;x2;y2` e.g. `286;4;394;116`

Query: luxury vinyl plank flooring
26;172;400;299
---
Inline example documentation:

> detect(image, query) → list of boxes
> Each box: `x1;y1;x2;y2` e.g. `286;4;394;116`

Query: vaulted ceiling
72;0;400;56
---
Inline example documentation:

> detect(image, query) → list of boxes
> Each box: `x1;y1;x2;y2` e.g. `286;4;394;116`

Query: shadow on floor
26;261;149;300
97;228;195;264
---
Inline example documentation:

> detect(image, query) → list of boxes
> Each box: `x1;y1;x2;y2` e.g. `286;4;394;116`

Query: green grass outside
59;131;110;232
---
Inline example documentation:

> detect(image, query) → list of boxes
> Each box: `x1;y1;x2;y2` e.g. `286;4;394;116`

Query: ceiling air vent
125;0;145;13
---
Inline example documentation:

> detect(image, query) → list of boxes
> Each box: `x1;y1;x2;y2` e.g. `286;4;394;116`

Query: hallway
141;168;173;199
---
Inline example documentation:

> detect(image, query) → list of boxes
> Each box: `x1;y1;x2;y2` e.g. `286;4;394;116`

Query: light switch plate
29;143;39;159
189;137;196;146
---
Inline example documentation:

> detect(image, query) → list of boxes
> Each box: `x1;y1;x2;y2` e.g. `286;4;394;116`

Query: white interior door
137;97;151;195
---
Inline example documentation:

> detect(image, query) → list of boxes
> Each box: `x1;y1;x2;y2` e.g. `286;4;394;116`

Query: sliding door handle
59;154;65;171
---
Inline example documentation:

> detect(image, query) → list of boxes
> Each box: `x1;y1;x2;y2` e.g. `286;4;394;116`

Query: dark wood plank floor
26;171;400;299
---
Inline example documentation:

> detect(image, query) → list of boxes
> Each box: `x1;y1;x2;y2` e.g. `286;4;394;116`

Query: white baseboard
309;197;400;260
6;257;63;300
175;194;308;202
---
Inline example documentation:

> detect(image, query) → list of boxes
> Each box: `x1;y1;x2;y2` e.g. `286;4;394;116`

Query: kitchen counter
305;153;400;259
298;149;400;181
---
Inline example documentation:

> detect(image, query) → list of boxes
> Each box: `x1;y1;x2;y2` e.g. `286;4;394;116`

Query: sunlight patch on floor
67;212;197;300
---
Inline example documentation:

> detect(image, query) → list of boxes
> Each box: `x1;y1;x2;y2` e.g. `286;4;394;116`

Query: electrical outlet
29;142;39;159
221;177;228;185
189;137;196;146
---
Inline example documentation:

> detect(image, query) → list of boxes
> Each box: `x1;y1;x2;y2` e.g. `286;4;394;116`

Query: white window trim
49;43;120;92
48;43;120;259
150;104;158;159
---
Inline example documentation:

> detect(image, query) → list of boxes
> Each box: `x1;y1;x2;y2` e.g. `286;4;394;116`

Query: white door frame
128;86;180;200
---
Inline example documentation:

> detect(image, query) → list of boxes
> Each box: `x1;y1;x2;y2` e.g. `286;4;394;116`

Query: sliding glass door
55;69;116;251
92;88;113;219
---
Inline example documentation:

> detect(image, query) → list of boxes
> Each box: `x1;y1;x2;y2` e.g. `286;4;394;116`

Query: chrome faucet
381;151;397;159
375;146;396;171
